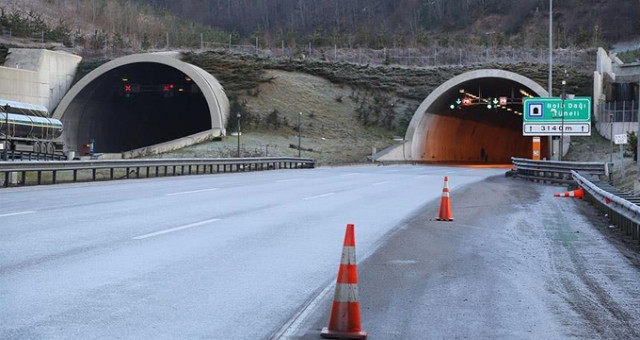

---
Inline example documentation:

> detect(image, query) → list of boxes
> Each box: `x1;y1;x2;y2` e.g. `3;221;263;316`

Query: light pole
236;113;241;158
548;0;554;159
560;76;566;161
610;113;614;164
297;112;301;158
3;104;9;161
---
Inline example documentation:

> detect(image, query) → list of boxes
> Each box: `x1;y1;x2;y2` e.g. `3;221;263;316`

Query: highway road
0;164;503;339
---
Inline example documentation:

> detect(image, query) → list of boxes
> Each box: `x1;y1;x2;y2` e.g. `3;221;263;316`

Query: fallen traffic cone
553;188;584;199
436;176;454;221
321;224;367;339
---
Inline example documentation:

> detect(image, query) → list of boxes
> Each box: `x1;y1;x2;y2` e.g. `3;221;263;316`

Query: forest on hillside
0;0;637;53
135;0;639;48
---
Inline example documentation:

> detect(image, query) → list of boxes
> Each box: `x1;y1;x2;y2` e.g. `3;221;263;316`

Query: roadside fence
0;157;315;188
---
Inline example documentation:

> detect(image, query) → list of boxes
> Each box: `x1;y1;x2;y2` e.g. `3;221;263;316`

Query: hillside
0;1;635;172
0;0;638;55
135;0;639;49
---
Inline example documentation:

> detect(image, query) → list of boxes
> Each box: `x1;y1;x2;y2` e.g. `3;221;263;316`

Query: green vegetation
0;9;72;45
0;1;229;50
618;49;640;63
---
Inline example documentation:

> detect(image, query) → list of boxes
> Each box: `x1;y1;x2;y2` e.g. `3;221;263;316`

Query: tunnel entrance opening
408;71;550;163
71;62;210;153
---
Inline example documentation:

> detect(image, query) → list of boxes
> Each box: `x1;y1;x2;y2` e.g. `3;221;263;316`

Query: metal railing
596;101;639;123
2;150;66;161
572;170;640;243
510;157;609;184
0;157;315;187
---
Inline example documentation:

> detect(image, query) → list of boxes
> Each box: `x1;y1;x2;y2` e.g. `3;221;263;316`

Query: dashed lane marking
165;188;220;196
277;178;303;183
132;218;221;240
303;193;335;201
0;211;36;218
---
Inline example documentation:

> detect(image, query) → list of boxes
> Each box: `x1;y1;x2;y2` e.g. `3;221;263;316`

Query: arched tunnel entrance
406;69;549;163
54;53;229;154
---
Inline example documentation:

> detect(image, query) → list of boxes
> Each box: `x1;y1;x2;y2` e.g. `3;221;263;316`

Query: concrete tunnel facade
403;69;550;163
53;53;229;155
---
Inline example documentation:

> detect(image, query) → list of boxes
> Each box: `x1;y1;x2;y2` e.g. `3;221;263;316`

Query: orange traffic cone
321;224;367;339
436;176;454;221
553;188;584;199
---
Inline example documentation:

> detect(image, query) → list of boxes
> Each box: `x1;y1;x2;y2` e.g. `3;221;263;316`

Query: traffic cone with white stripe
554;188;584;199
321;224;367;339
436;176;454;221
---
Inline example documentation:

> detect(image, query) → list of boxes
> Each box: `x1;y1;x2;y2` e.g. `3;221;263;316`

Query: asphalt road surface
289;175;640;339
1;164;503;339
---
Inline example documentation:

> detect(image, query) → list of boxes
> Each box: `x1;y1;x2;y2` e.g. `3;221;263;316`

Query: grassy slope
161;69;401;163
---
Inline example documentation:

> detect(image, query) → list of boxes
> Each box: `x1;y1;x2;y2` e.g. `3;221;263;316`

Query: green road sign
523;97;592;136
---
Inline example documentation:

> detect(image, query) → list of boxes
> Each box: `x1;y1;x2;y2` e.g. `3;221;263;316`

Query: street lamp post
3;104;9;161
297;112;301;158
548;0;554;159
610;113;614;164
236;113;241;158
560;77;566;161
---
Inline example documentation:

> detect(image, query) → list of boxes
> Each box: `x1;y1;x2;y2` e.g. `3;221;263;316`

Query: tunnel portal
54;53;229;155
406;69;549;163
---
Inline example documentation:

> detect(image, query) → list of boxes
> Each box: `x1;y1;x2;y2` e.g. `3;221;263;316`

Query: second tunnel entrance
406;69;550;163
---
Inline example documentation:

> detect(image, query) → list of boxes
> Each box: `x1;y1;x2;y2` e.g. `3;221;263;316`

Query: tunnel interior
71;63;211;153
419;77;549;163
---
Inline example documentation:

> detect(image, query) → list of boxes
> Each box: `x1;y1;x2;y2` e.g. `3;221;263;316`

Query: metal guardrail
0;157;315;187
572;170;640;243
511;157;609;184
2;150;67;161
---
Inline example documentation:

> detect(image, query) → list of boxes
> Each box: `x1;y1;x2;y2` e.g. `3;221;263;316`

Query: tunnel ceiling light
459;88;465;93
185;77;192;82
519;89;534;98
121;78;128;82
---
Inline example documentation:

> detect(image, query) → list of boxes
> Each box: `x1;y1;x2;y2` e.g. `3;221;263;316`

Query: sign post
532;136;541;160
615;133;628;178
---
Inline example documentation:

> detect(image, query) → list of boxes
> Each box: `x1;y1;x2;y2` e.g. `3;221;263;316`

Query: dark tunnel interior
73;63;211;153
420;77;549;163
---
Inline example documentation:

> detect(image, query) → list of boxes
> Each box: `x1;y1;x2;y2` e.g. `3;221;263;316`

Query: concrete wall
594;47;640;138
0;49;81;111
374;141;410;162
596;47;614;77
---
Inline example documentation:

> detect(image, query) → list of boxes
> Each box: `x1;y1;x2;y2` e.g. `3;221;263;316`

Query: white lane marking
277;178;302;183
0;210;36;218
372;181;390;186
133;218;221;240
303;193;335;201
165;188;219;196
273;281;336;339
274;223;410;339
